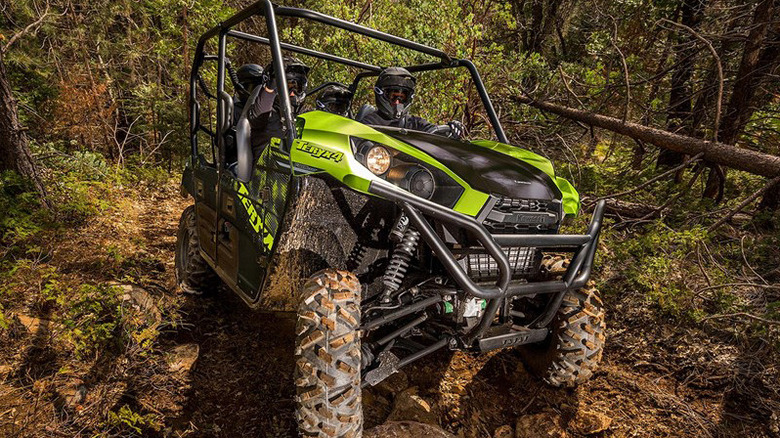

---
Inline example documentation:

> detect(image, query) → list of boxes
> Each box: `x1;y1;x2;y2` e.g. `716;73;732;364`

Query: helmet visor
287;78;305;96
326;101;349;115
383;87;410;105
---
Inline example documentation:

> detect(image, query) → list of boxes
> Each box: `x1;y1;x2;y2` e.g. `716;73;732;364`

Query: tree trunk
718;0;778;145
658;0;708;168
514;0;565;54
515;95;780;178
705;0;780;202
0;53;47;199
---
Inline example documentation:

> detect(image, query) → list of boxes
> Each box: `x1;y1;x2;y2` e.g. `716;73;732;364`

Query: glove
262;71;277;92
447;120;465;139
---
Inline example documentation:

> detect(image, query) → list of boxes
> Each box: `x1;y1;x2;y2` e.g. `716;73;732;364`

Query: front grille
494;198;551;212
482;197;561;233
466;247;538;281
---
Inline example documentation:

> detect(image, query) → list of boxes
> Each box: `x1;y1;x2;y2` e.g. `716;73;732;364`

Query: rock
571;408;612;435
769;411;778;435
363;389;393;426
494;425;513;438
386;387;438;425
515;413;568;438
374;370;409;398
13;313;48;334
56;379;88;411
168;344;200;373
365;421;455;438
118;284;162;325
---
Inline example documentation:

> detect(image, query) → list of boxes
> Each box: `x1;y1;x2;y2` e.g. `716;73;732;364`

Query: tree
0;5;49;201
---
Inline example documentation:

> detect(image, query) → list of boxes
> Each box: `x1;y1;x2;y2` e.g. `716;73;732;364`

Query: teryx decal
296;141;343;162
235;181;274;251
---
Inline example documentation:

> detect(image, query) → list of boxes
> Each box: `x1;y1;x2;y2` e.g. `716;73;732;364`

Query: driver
315;85;353;117
357;67;464;139
246;56;310;160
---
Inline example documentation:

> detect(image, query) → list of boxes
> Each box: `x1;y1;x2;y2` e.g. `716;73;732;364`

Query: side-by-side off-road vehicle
175;2;606;436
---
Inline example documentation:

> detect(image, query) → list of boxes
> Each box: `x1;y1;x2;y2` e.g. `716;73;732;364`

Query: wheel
174;205;219;295
520;282;606;387
295;269;362;437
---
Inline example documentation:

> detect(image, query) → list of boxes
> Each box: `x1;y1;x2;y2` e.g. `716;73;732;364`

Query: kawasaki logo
235;182;274;251
296;141;343;162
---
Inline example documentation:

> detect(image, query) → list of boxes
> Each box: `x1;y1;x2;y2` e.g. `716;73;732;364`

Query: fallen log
514;95;780;178
602;199;657;218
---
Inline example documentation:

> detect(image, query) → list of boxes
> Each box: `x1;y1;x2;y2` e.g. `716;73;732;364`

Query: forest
0;0;779;437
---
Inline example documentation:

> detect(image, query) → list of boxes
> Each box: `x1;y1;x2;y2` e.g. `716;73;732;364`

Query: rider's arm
409;116;437;133
247;87;277;131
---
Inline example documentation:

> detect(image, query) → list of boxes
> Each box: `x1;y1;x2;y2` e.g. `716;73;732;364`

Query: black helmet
375;67;416;119
235;64;264;99
316;85;353;116
264;56;311;112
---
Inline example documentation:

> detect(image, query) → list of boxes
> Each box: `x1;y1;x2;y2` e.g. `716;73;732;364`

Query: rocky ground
0;185;778;437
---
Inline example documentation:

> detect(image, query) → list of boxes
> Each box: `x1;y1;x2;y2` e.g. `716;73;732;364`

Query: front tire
520;283;606;387
295;269;363;437
174;205;219;295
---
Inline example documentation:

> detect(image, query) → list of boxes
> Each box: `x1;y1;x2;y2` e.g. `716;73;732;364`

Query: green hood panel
294;111;488;216
293;111;580;217
471;140;580;216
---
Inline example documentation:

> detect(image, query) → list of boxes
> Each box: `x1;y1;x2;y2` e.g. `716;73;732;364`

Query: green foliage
106;404;162;434
0;171;46;248
57;283;123;359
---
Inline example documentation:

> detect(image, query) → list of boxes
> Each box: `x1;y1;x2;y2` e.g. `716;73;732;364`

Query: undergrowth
0;143;180;436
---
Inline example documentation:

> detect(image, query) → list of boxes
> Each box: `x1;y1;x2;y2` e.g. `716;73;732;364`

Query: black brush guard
368;181;606;346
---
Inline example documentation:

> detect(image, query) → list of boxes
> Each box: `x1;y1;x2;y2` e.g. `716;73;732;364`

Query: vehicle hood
374;127;562;201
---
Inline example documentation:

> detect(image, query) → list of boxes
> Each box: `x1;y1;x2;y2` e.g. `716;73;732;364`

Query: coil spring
346;242;366;272
382;227;421;295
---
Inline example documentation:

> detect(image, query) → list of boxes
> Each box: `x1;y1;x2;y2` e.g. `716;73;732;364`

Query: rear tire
295;269;362;437
520;282;605;387
174;205;219;295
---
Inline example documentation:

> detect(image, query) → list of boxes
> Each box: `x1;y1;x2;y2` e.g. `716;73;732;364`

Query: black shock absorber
381;222;421;303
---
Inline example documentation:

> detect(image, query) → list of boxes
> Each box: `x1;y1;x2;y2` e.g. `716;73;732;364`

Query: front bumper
369;180;606;336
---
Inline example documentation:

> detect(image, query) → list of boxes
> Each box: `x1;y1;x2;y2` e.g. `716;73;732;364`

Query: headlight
387;165;435;199
365;145;391;175
350;136;462;206
409;167;435;199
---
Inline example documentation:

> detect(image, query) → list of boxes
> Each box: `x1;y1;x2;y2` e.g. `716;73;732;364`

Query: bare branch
609;16;631;122
1;2;50;55
707;175;780;232
659;18;724;142
557;65;585;108
701;312;780;326
589;152;704;205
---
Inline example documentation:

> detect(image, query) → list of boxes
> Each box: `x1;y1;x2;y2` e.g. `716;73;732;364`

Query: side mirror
235;86;264;182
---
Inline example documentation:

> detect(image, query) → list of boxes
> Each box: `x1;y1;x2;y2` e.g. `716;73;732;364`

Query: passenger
247;56;310;159
356;67;464;139
315;85;353;117
233;63;264;124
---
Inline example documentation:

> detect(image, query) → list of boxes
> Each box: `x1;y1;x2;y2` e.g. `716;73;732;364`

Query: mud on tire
175;205;219;295
295;269;362;437
520;282;605;387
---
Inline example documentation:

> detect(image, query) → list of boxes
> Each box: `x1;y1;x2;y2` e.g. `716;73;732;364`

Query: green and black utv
176;1;606;436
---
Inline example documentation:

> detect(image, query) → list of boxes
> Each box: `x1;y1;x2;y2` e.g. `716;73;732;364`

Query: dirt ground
1;187;778;437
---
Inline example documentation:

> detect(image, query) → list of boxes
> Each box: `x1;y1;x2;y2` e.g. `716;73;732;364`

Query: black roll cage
189;0;508;163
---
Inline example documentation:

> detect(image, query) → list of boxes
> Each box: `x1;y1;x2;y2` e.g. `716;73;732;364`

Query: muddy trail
2;187;778;437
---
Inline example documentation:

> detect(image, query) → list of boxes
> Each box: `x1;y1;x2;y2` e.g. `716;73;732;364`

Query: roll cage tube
350;59;508;143
189;0;510;158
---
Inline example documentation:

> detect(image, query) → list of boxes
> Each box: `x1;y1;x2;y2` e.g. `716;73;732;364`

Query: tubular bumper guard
369;181;606;338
